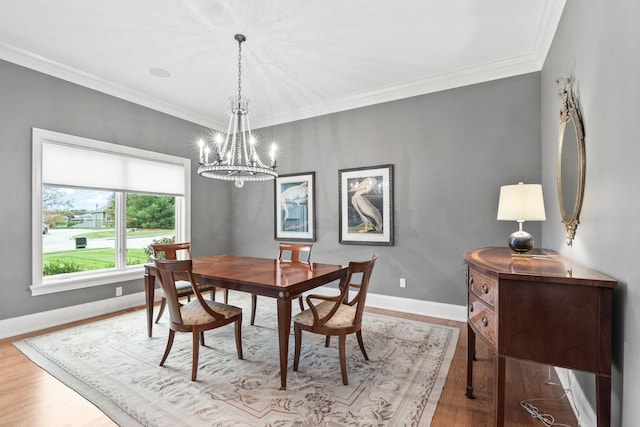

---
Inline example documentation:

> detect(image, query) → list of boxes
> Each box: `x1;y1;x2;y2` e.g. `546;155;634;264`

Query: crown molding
0;39;224;129
1;0;564;132
533;0;567;69
252;1;567;129
252;53;543;129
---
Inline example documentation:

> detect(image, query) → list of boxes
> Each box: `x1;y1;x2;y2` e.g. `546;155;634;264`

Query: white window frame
31;128;191;296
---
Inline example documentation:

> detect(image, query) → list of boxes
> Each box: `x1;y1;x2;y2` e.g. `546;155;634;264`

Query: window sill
30;267;145;296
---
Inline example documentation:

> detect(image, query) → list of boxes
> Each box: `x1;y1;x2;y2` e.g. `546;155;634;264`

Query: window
32;128;190;295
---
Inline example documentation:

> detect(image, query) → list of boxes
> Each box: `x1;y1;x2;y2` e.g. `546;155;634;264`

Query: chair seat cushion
294;301;356;328
180;300;242;325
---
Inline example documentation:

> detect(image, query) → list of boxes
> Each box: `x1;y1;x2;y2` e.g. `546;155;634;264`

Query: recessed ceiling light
149;67;170;78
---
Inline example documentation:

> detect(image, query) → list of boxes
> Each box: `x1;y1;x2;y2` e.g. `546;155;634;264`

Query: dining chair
292;254;377;385
250;242;313;326
151;242;225;324
153;258;243;381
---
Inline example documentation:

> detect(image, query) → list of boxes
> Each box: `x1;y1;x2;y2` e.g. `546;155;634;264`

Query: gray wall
541;1;640;425
2;57;543;374
0;59;231;319
230;73;542;305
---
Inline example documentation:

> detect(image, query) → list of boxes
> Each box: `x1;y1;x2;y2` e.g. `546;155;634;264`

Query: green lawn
43;248;148;275
42;228;172;276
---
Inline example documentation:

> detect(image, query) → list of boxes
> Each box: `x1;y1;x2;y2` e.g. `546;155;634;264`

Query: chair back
151;242;192;260
278;242;313;264
341;254;377;325
152;242;192;282
153;258;197;325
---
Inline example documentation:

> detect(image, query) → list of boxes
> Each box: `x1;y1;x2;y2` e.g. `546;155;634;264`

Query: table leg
466;324;476;398
144;270;155;338
494;354;506;427
276;295;292;390
596;374;611;427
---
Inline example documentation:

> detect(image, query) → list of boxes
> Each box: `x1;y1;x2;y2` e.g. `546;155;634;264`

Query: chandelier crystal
197;34;277;188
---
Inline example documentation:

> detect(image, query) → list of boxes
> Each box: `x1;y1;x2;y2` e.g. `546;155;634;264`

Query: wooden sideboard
464;247;617;427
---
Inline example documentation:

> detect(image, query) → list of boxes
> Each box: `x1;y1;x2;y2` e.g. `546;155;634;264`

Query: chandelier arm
230;109;239;165
238;110;251;166
245;112;255;164
236;111;243;165
221;102;234;160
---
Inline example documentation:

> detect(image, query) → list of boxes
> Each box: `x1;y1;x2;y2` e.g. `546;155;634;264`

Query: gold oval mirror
556;78;585;246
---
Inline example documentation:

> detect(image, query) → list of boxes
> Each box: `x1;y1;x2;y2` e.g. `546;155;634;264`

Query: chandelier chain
237;38;242;102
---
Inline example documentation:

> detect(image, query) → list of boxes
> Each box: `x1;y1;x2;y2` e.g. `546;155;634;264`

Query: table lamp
497;182;546;254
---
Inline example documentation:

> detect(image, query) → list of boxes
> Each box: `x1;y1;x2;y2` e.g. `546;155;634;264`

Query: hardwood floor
367;307;579;427
0;303;578;426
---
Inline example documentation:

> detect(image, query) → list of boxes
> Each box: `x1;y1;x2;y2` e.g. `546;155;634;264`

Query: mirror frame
556;78;585;246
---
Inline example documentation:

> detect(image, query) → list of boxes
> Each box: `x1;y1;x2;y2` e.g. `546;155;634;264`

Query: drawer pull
468;277;474;286
481;317;488;327
468;304;474;313
482;284;489;294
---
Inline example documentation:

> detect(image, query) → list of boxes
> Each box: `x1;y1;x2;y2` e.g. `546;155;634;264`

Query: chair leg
356;330;369;360
154;298;167;323
200;331;205;346
210;289;216;301
338;333;349;385
250;294;258;325
224;289;229;304
293;325;302;371
192;331;200;381
325;335;331;347
235;317;243;359
160;329;175;366
298;296;305;311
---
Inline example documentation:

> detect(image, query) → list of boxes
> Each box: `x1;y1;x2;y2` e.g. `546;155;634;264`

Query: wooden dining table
144;254;348;390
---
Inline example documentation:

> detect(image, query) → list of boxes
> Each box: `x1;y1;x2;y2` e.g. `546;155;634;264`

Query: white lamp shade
497;183;546;221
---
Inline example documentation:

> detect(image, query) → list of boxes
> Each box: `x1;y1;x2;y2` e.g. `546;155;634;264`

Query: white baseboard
309;286;468;323
554;367;596;427
0;291;150;340
365;291;468;322
1;289;467;340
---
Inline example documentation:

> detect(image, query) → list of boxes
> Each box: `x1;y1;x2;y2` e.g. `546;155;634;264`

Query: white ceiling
0;0;565;129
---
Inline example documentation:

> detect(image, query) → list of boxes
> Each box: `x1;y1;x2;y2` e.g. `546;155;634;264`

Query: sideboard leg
493;354;506;426
466;324;476;398
596;374;611;427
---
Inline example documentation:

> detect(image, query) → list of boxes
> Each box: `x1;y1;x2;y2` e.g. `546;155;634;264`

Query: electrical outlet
116;286;123;296
400;278;406;288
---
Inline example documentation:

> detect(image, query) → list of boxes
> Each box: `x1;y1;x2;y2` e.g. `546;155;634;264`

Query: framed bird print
338;164;394;245
274;172;316;242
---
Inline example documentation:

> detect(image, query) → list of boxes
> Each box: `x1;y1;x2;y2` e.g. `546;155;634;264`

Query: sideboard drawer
468;293;497;348
468;267;497;306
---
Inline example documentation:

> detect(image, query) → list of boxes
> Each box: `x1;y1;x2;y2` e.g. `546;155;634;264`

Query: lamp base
508;230;534;253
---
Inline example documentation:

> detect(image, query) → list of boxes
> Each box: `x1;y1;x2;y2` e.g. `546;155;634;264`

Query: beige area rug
14;293;458;426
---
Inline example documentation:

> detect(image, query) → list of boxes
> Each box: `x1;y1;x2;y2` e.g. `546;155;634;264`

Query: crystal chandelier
197;34;277;188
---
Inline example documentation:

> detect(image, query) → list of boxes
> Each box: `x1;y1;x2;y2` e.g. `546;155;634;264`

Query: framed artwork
338;164;394;245
274;172;316;242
